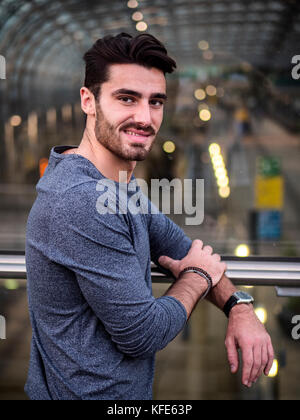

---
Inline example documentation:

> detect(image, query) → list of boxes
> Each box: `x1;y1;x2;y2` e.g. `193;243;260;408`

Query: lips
122;127;154;143
123;132;148;144
124;129;149;137
121;122;155;135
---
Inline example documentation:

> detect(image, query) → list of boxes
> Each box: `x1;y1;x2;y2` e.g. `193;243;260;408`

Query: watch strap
223;295;238;318
223;293;254;318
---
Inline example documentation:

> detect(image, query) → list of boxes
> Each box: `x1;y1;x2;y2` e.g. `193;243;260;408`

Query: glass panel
1;281;299;400
0;0;300;401
1;0;299;257
153;284;300;400
0;279;29;400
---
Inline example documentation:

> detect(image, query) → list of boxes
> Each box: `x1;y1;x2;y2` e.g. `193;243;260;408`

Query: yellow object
163;141;176;154
219;186;230;198
234;107;249;122
255;307;267;324
268;359;278;378
194;89;206;101
199;109;211;121
209;143;221;156
235;244;250;258
255;175;284;210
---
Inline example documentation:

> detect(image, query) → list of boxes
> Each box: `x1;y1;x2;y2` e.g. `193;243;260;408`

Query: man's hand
158;240;227;318
225;304;274;387
159;239;274;387
158;239;227;286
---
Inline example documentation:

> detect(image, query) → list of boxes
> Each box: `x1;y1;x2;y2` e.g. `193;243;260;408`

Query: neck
77;126;136;184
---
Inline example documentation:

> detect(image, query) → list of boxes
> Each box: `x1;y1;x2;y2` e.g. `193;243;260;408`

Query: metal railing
1;252;300;297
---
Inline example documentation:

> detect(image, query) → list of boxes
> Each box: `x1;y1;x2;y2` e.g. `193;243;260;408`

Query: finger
220;261;227;274
158;255;176;271
191;239;203;250
257;345;268;382
225;336;239;374
212;253;221;262
249;345;262;385
203;245;213;255
264;340;275;376
241;346;254;387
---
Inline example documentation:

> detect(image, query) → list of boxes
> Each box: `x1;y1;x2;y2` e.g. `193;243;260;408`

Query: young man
25;33;273;400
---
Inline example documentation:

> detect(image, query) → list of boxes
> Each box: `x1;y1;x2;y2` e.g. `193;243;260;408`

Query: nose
133;101;152;127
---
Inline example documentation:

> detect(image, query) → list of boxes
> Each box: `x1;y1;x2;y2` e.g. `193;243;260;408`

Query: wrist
229;303;254;317
223;291;254;318
179;272;208;297
178;267;213;300
165;271;208;317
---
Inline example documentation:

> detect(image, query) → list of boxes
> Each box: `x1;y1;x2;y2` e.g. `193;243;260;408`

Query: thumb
225;337;239;374
158;255;176;270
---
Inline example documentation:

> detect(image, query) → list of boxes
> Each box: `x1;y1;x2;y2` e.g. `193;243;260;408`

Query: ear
80;87;96;116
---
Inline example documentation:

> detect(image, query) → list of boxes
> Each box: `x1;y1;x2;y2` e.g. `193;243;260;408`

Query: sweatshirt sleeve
48;184;187;359
146;202;193;266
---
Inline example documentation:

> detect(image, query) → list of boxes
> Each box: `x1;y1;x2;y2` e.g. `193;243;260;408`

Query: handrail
1;253;300;290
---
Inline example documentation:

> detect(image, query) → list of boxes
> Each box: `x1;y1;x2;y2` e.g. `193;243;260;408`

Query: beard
94;103;156;162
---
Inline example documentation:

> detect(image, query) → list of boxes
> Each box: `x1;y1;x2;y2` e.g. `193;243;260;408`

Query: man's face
94;63;167;162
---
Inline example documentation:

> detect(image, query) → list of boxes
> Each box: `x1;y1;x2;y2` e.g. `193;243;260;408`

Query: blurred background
0;0;300;400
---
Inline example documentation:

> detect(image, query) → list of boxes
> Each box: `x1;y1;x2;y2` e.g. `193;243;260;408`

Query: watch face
235;291;254;302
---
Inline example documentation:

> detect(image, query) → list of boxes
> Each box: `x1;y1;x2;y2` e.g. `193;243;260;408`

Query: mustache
120;123;156;136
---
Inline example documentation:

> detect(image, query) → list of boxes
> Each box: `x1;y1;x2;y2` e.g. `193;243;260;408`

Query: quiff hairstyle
83;32;177;100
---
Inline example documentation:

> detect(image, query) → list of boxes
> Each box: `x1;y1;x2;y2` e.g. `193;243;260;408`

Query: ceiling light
198;40;209;50
128;0;138;8
206;85;217;96
10;115;22;127
132;11;143;21
136;21;148;32
199;109;211;122
235;244;250;258
219;186;231;198
194;89;206;101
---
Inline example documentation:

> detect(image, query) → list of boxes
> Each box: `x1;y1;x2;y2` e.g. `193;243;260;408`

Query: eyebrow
112;89;168;101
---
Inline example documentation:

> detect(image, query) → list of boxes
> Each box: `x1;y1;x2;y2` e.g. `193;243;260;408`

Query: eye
150;99;164;108
118;96;136;104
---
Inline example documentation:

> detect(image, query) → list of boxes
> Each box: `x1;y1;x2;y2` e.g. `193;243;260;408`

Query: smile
124;130;150;137
123;129;154;144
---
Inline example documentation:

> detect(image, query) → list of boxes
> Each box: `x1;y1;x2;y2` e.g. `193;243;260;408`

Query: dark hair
83;32;176;99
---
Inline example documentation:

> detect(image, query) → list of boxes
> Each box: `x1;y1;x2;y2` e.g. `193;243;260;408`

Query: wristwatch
223;291;254;318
